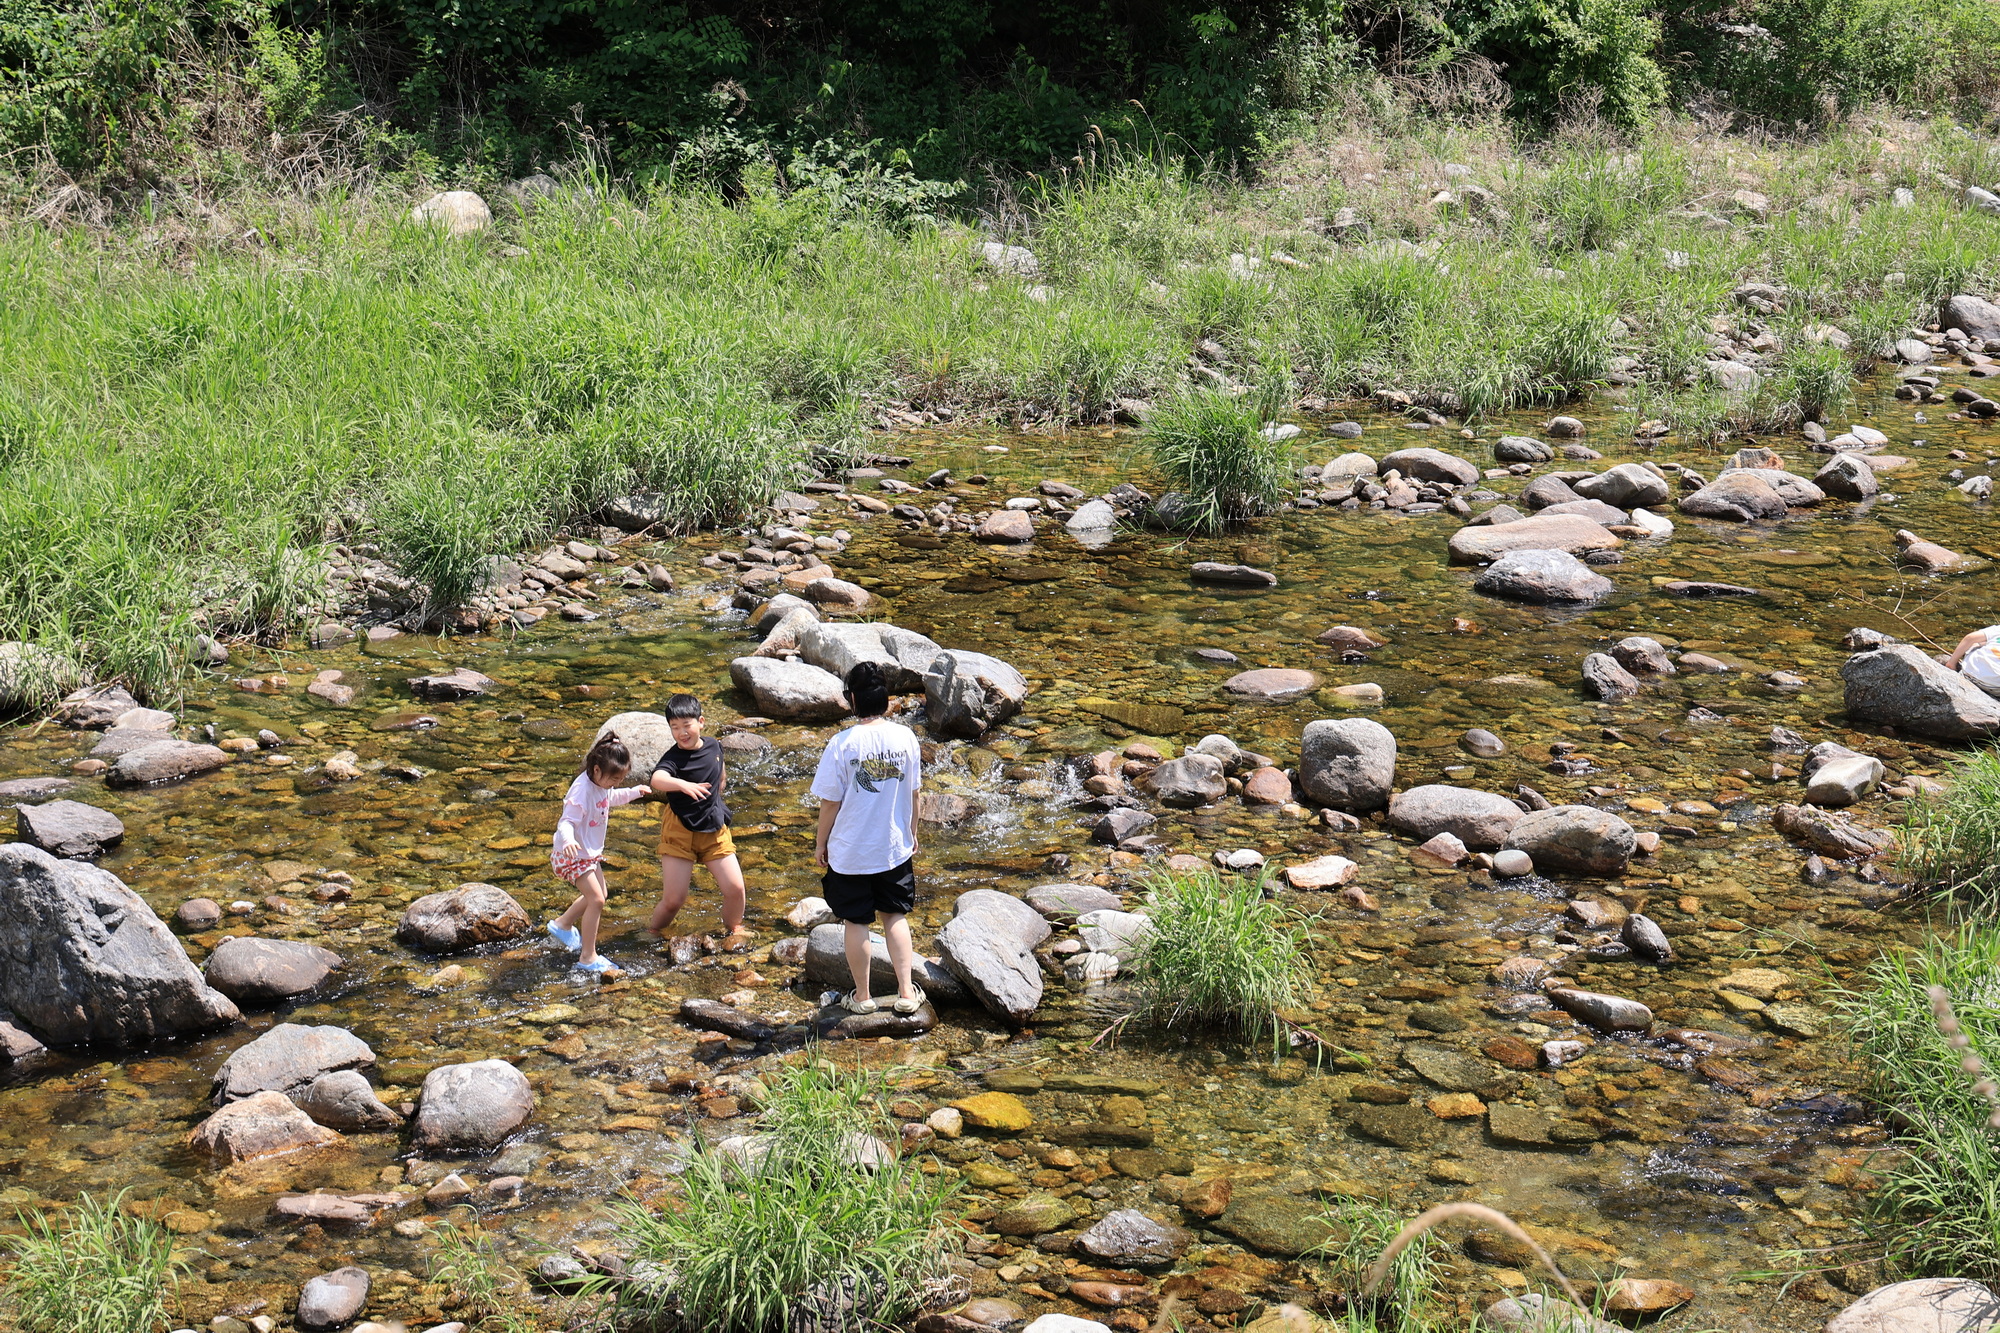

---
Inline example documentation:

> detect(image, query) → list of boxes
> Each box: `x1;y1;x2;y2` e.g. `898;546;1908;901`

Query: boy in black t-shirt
647;694;751;952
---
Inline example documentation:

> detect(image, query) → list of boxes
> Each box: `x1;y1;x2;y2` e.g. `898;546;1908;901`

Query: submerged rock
1771;804;1896;860
1075;1210;1192;1266
0;844;239;1047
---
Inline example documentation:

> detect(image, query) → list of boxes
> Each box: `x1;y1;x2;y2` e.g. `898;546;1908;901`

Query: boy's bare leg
708;853;749;946
842;921;875;1001
650;857;694;935
880;912;917;1002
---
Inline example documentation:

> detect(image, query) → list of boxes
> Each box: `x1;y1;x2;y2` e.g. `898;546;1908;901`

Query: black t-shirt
654;738;730;832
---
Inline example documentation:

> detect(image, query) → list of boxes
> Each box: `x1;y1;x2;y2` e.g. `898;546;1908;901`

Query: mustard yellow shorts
658;810;736;865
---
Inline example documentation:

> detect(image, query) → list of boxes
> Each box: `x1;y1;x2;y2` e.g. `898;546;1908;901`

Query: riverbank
3;113;2000;706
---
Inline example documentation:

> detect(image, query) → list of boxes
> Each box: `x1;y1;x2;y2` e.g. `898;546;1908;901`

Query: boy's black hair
664;693;704;720
846;662;890;718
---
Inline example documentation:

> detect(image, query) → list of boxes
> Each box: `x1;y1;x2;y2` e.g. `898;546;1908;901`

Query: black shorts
822;858;917;924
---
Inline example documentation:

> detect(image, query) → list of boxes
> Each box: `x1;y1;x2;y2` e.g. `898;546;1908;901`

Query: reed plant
1836;922;2000;1276
2;1191;185;1333
1316;1196;1449;1333
597;1059;959;1333
1902;748;2000;901
1127;866;1312;1049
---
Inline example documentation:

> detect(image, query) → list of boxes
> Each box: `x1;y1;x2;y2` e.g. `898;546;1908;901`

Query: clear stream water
3;379;1998;1331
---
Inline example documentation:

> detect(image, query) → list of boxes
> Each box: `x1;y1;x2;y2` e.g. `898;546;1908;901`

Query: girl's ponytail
583;732;631;781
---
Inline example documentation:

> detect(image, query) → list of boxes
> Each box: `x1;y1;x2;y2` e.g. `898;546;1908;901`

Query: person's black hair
582;732;631;781
664;693;704;720
846;662;890;718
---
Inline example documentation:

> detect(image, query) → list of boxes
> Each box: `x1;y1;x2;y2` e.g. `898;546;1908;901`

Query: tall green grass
1903;748;2000;900
3;119;1999;700
1315;1196;1450;1333
2;1191;185;1333
1128;867;1313;1049
597;1059;959;1333
1836;923;2000;1277
1142;386;1298;533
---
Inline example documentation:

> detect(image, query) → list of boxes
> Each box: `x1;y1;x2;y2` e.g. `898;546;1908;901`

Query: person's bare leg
650;857;693;935
843;921;876;1001
553;892;586;932
708;854;748;941
573;870;608;965
881;912;917;1002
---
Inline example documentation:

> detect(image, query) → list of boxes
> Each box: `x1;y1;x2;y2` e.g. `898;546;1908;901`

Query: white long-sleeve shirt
554;774;648;858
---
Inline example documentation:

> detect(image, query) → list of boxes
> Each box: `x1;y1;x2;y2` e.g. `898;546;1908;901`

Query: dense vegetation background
2;0;1996;190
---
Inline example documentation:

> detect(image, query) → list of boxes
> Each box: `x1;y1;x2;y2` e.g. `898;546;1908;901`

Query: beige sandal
892;985;927;1016
841;991;879;1015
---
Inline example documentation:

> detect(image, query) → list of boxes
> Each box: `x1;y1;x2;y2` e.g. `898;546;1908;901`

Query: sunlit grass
2;1191;185;1333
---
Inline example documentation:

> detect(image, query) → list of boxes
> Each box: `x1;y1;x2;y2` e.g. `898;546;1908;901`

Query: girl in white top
546;733;649;972
1946;626;2000;699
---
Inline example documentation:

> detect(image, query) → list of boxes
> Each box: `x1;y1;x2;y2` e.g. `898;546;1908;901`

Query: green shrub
3;1191;185;1333
1127;867;1312;1049
1143;386;1296;533
1836;923;2000;1276
599;1059;959;1333
1903;749;2000;901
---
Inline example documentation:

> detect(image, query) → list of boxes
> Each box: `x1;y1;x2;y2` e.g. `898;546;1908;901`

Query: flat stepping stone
1661;580;1761;597
1222;669;1317;701
679;997;776;1042
812;1002;938;1039
1190;563;1277;586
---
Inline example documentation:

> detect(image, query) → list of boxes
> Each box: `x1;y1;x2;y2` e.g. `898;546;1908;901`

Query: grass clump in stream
1314;1197;1450;1332
596;1058;959;1333
1902;748;2000;901
1142;385;1298;534
1;1191;186;1333
1128;867;1313;1049
1837;922;2000;1276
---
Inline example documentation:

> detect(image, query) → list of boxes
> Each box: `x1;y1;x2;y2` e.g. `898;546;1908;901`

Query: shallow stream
4;379;1998;1331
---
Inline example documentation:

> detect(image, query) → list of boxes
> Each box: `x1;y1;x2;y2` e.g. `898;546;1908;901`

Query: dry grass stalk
1927;984;2000;1129
1363;1202;1585;1310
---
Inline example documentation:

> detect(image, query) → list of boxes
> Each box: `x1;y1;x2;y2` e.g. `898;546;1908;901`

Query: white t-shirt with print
810;720;923;875
1964;625;2000;689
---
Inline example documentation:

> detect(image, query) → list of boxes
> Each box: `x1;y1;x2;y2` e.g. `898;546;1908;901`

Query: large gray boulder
1825;1277;2000;1333
1503;806;1636;876
802;924;971;1005
594;711;674;775
1298;718;1396;811
1842;643;2000;739
1537;499;1628;527
924;650;1029;737
1582;652;1642;701
203;937;344;1006
187;1090;342;1165
935;913;1043;1025
396;883;531;954
297;1267;372;1331
1678;471;1787;521
1941;294;2000;344
1573;464;1669;508
106;739;227;787
0;843;240;1046
411;1059;535;1151
797;622;943;694
1386;785;1521;850
14;800;124;859
1722;467;1825;507
1447;514;1622;564
291;1069;403;1132
1381;447;1480;486
952;890;1052;949
1472;549;1613;603
730;657;850;722
1493;435;1552;463
1816;453;1879;500
1147;753;1227;808
600;492;672;531
1025;883;1122;918
212;1023;375;1103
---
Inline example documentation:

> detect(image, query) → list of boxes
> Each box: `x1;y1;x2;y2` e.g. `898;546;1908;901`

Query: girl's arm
1948;630;1989;669
608;785;649;808
555;779;589;849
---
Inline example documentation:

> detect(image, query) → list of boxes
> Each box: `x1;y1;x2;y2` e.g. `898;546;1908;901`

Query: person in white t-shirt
811;662;926;1016
1946;625;2000;698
